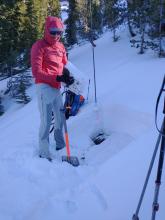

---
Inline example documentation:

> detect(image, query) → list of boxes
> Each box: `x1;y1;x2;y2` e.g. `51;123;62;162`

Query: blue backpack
64;90;85;119
49;90;85;133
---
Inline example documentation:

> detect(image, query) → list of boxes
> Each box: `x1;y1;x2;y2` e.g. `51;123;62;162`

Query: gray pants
36;84;65;158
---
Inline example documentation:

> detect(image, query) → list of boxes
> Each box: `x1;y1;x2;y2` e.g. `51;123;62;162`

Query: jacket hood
44;16;64;45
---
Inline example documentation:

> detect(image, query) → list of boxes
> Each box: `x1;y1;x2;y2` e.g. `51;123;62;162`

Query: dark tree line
1;0;164;75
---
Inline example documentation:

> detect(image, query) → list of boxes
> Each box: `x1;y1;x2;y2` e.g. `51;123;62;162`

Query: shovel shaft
62;108;71;158
65;132;71;157
60;98;80;167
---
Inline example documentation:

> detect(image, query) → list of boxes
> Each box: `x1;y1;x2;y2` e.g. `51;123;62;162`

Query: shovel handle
65;132;70;157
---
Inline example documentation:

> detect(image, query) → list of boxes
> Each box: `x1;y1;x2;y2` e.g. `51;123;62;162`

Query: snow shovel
61;109;80;167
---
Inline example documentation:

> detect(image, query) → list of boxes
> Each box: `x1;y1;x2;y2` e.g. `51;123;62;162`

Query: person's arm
31;42;55;82
62;46;68;66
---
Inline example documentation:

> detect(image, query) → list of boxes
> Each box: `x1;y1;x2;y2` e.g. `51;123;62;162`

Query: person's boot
39;154;52;162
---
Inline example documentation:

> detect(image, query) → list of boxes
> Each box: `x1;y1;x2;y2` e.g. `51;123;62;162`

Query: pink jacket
31;17;67;89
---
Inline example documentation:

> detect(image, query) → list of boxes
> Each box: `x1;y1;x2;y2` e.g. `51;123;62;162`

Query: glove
56;68;74;86
56;74;74;86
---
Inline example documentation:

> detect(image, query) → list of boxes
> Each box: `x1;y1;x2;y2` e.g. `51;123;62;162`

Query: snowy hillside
0;29;165;220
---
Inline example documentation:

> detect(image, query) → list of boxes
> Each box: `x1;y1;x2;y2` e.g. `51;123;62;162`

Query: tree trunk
158;0;164;57
127;13;136;37
139;22;145;54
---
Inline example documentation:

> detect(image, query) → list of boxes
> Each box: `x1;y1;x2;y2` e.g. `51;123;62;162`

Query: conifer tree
128;0;150;54
76;0;90;41
22;0;39;66
0;0;22;74
76;0;103;43
6;72;32;104
15;79;31;104
104;0;125;42
0;96;4;116
157;0;165;56
91;0;103;37
65;0;78;47
126;0;136;37
147;0;165;56
47;0;60;16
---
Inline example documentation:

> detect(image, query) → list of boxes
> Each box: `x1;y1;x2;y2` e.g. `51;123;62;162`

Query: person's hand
56;68;74;86
56;75;74;86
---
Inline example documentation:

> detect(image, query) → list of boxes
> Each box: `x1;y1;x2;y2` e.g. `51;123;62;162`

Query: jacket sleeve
62;46;68;65
31;41;55;82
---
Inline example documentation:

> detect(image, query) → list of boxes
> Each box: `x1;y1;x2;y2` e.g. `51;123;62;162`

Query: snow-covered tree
147;0;165;56
0;96;4;116
104;0;126;42
76;0;103;43
6;71;32;104
128;0;151;54
15;79;31;104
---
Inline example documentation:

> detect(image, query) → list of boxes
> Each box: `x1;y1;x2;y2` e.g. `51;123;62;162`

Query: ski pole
89;0;97;104
86;79;91;102
132;132;161;220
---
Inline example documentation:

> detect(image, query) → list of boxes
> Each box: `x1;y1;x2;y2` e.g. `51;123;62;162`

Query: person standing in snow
31;16;74;160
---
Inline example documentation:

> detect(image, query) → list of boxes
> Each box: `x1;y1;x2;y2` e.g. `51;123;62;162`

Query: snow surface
0;29;165;220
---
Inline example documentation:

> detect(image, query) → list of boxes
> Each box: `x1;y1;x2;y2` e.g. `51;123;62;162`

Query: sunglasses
49;30;63;36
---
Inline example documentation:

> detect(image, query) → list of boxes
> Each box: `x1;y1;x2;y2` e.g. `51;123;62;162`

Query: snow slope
0;29;165;220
